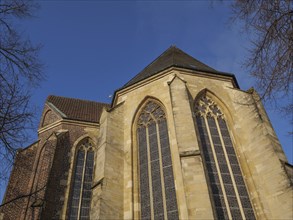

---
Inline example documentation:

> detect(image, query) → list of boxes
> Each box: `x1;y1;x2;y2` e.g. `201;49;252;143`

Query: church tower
1;46;292;219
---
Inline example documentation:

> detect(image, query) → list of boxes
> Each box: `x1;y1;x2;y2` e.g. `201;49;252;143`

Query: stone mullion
218;118;256;220
69;150;85;219
139;127;149;219
196;96;257;219
196;116;227;219
208;117;244;219
146;126;155;220
80;150;94;219
159;119;179;220
156;121;168;220
149;122;165;219
215;118;246;220
138;126;151;220
210;117;241;218
77;148;87;220
204;116;232;220
138;102;178;220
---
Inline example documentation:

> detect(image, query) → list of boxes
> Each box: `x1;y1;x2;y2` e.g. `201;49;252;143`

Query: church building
1;46;292;219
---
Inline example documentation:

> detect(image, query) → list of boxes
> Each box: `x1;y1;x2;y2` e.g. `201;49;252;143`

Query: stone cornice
38;119;99;134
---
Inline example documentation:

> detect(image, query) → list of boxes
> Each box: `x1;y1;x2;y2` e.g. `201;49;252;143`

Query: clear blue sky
1;1;292;202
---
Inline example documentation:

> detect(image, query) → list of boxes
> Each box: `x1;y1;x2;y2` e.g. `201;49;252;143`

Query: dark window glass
137;101;178;220
68;140;94;220
195;95;255;220
196;116;229;219
138;126;151;220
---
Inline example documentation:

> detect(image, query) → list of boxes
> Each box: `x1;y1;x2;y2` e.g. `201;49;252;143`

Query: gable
46;95;110;123
39;104;62;128
42;108;61;127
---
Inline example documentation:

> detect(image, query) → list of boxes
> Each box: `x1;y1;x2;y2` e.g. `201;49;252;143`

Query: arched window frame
193;92;256;220
67;137;95;220
133;98;179;220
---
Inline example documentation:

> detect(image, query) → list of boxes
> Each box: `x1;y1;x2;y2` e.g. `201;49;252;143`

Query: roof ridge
172;47;216;70
47;95;110;105
124;46;174;84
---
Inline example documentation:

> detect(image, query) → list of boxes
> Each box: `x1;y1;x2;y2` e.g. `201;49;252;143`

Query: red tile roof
47;95;110;123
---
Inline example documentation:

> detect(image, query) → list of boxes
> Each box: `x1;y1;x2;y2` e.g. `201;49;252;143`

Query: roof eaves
111;65;239;107
175;64;240;88
63;117;100;124
123;64;238;89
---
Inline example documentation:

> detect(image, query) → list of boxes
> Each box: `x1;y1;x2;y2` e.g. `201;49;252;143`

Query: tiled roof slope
122;46;236;89
47;95;110;123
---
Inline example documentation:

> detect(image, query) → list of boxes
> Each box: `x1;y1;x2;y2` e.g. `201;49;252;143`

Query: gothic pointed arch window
194;94;256;220
68;138;95;220
137;100;179;220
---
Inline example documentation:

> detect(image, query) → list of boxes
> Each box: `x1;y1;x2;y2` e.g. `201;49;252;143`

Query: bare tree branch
231;0;293;119
0;185;46;208
0;0;43;190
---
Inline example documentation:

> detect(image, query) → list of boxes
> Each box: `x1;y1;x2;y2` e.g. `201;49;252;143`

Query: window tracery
137;101;178;220
194;95;255;220
68;138;94;220
195;96;223;118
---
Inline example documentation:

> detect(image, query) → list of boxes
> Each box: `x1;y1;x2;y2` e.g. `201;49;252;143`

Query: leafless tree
231;0;293;118
0;0;43;180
